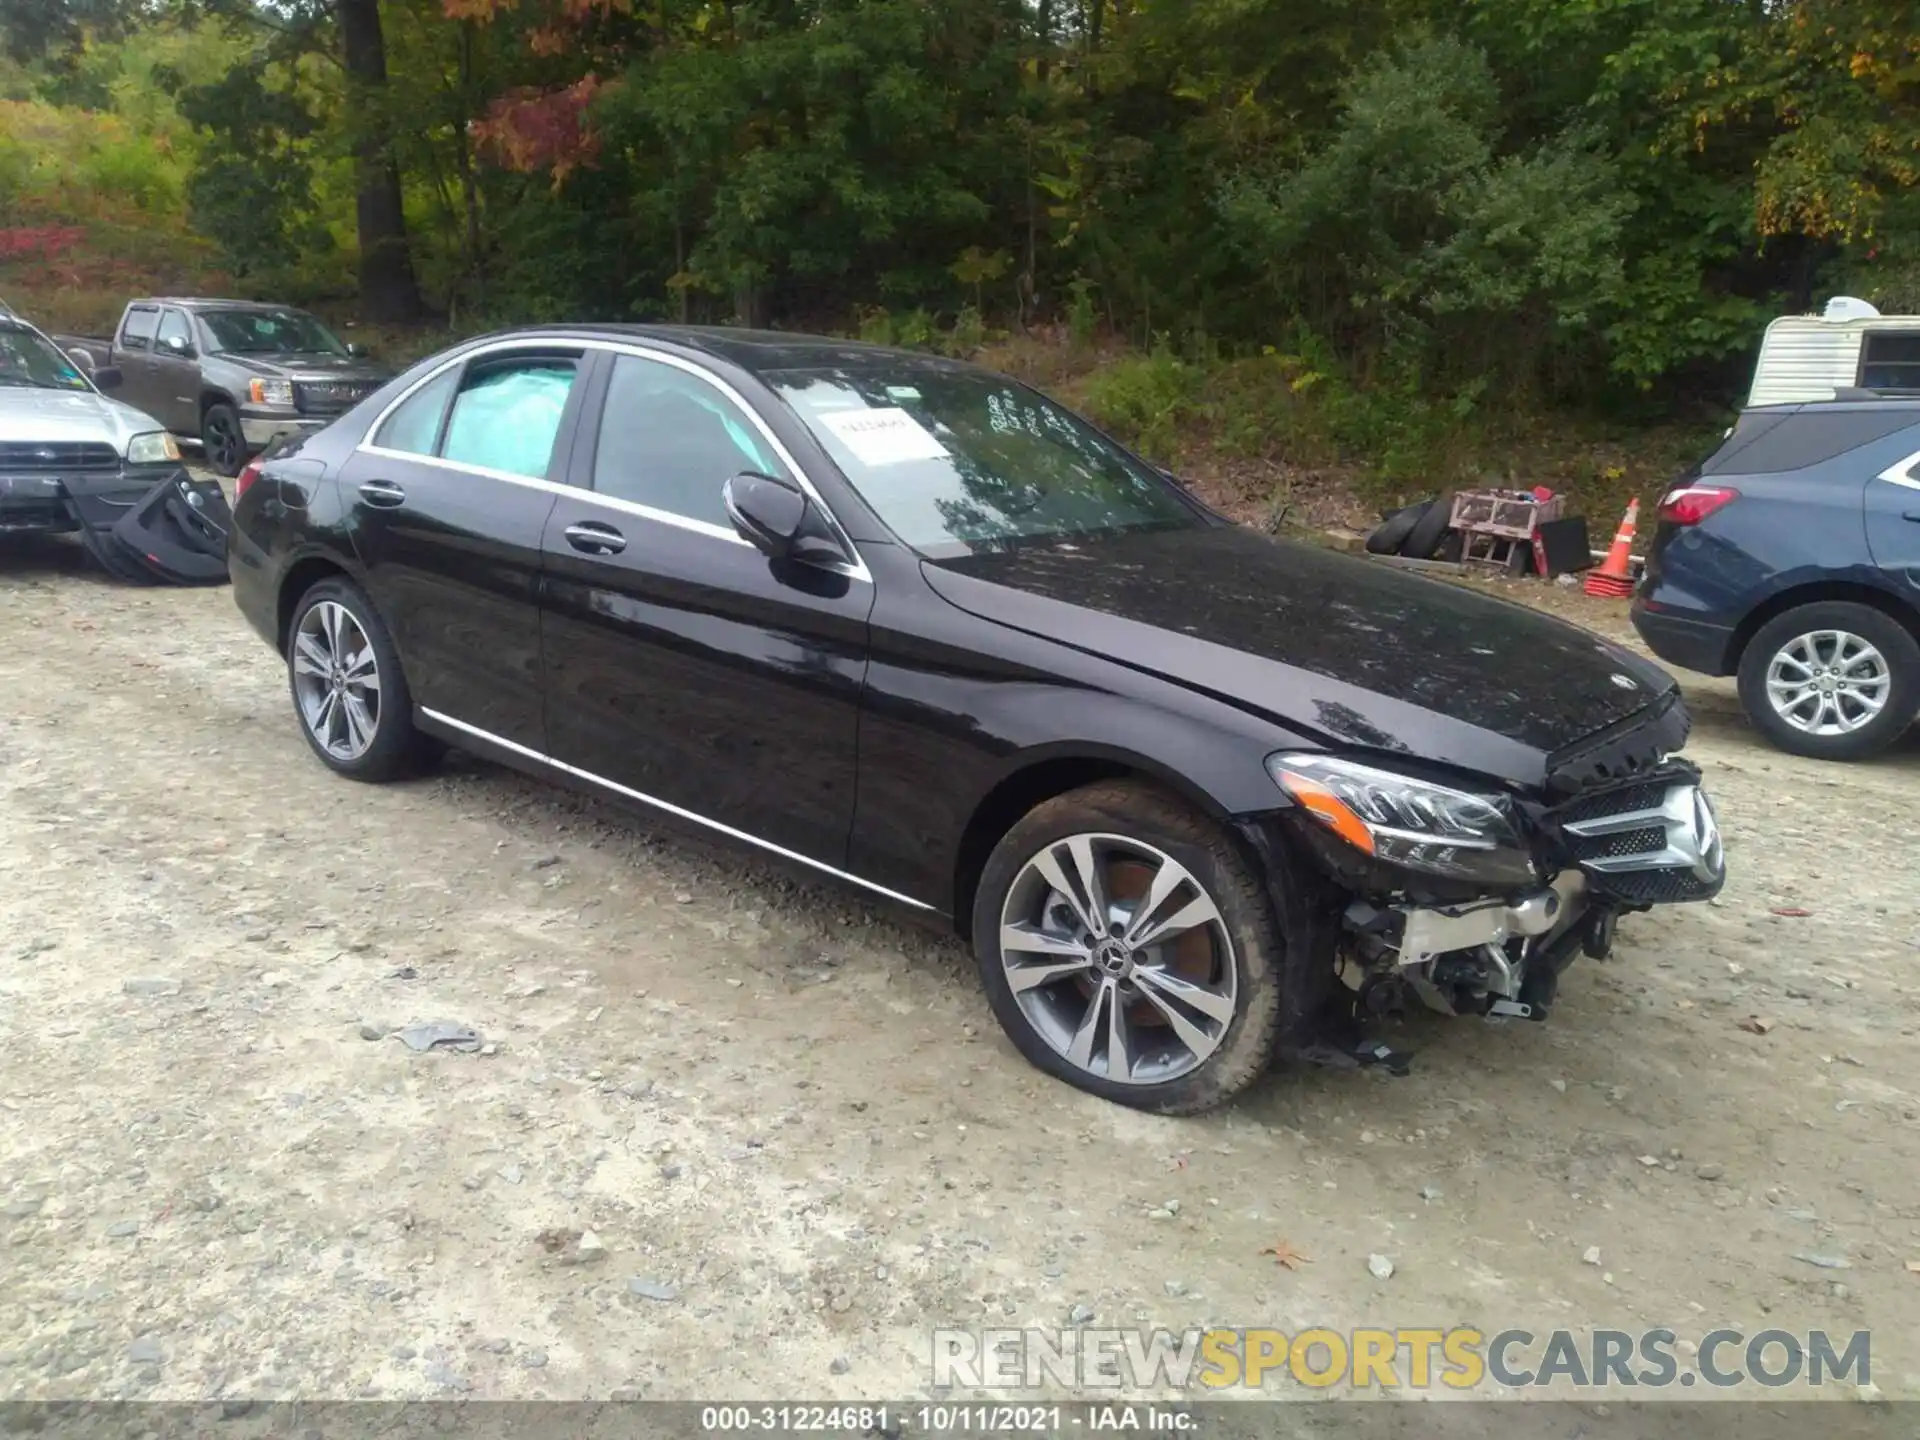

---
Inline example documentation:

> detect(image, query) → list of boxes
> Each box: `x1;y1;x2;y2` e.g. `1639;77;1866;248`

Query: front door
113;304;164;418
148;308;200;434
341;346;592;750
539;349;872;868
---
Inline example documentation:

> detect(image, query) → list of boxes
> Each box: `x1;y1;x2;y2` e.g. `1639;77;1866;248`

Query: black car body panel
924;525;1672;787
231;325;1714;938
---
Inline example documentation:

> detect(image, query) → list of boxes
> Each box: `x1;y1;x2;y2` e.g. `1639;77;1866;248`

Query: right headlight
1267;752;1539;887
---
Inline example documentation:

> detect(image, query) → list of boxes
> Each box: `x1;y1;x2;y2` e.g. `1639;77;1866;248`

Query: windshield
0;324;92;392
200;308;347;357
768;365;1202;555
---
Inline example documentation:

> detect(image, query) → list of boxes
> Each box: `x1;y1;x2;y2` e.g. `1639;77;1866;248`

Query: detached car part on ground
230;325;1728;1113
0;311;233;585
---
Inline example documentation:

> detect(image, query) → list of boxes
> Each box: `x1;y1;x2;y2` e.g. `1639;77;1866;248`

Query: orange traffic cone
1583;497;1639;598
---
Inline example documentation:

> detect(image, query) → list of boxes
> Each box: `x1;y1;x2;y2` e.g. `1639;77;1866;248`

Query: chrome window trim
420;708;931;911
1874;446;1920;492
355;335;870;581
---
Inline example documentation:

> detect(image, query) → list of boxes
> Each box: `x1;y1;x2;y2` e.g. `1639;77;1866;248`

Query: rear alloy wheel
201;402;246;478
1737;601;1920;761
287;578;433;781
973;782;1286;1113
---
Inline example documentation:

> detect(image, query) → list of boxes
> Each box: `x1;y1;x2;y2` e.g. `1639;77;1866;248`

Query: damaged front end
1264;725;1725;1041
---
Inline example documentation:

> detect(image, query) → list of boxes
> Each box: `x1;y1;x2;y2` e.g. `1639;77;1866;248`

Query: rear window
1860;333;1920;393
1701;409;1919;476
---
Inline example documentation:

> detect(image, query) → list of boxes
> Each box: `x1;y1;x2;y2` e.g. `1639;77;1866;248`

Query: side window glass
441;357;579;479
120;307;157;352
155;310;191;352
372;366;459;456
591;354;783;527
1861;334;1920;393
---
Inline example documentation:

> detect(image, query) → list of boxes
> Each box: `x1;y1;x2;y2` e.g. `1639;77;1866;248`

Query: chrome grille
0;441;119;471
1555;780;1725;905
295;380;378;415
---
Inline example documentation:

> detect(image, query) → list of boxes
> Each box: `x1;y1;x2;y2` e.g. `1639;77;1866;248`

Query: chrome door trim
356;335;869;580
419;708;932;911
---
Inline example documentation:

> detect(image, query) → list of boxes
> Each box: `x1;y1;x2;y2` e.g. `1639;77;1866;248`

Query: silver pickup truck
58;298;392;476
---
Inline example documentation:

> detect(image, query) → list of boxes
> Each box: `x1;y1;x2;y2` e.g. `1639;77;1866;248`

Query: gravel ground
3;524;1919;1405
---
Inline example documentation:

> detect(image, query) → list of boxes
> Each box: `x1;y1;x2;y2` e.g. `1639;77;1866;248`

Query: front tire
971;781;1286;1114
287;577;429;782
1737;601;1920;761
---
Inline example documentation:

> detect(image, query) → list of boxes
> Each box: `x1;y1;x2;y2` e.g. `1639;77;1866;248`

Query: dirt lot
3;523;1919;1407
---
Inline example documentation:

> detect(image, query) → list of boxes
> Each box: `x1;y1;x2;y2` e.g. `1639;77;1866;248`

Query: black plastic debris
110;473;232;584
57;470;231;586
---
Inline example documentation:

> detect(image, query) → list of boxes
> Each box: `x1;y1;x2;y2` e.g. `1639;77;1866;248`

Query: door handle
564;521;626;555
358;479;407;508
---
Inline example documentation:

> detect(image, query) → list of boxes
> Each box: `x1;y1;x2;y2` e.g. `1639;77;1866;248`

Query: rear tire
971;781;1286;1114
1736;601;1920;761
286;577;431;782
201;402;246;478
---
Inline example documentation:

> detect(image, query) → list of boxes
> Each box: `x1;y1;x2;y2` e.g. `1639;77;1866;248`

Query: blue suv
1632;398;1920;760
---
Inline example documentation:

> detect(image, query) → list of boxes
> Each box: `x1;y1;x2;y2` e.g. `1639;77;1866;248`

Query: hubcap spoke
292;633;330;677
1129;892;1222;952
1033;841;1104;937
1066;977;1118;1070
1134;964;1238;1026
1000;922;1093;959
1132;973;1225;1063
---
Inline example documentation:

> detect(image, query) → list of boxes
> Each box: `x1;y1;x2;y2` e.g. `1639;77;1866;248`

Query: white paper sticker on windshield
817;406;947;466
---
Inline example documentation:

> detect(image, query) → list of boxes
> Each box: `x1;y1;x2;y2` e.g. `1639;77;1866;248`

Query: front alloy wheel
999;834;1238;1086
973;781;1288;1113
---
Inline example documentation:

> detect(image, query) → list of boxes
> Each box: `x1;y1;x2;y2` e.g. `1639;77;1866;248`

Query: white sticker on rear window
816;406;948;466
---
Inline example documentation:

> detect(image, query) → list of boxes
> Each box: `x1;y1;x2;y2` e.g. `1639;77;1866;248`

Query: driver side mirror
91;366;124;392
723;472;848;568
162;334;195;358
346;342;366;357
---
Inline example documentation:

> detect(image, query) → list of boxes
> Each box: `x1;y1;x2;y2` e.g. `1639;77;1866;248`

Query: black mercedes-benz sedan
229;325;1726;1112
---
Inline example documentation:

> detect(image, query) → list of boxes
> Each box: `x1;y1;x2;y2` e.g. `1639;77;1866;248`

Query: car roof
492;323;984;378
135;298;310;312
1745;395;1920;416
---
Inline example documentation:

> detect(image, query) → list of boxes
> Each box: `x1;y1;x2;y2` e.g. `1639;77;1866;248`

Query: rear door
147;308;200;434
538;347;873;868
1862;418;1920;593
342;344;593;750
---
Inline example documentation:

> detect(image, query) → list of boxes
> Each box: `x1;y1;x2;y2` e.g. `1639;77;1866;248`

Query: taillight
1657;484;1738;526
235;460;264;502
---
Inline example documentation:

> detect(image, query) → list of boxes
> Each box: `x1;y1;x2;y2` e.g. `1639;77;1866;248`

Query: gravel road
3;528;1918;1405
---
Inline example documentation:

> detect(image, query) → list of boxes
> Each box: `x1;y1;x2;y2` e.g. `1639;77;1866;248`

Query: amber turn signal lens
1274;770;1376;855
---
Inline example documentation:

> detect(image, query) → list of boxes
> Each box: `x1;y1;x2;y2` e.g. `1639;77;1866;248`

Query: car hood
922;524;1677;789
214;351;390;382
0;386;166;452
